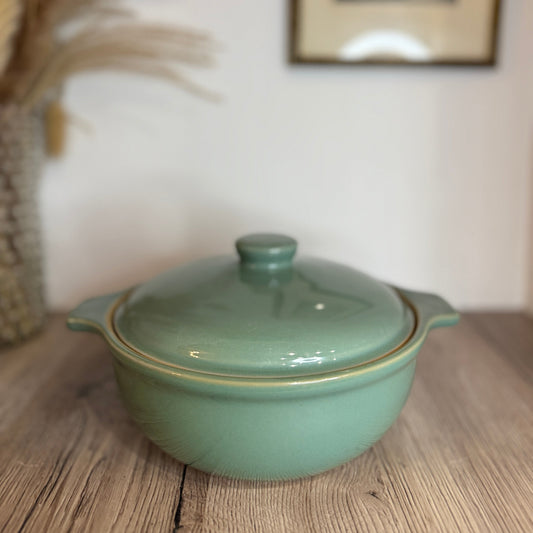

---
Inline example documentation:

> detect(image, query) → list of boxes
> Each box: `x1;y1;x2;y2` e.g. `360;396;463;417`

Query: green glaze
235;233;297;270
67;234;459;481
113;234;414;377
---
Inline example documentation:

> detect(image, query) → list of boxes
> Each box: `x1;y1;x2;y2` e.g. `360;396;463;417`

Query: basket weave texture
0;104;45;344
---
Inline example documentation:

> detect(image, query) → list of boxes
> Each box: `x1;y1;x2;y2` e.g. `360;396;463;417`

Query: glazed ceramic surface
67;234;459;480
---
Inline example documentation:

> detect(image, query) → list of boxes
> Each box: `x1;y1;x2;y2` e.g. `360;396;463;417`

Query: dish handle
66;291;123;336
397;288;459;331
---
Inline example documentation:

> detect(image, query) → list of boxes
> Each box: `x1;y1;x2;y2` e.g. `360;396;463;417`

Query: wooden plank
178;315;533;533
0;316;184;533
468;312;533;383
1;314;532;533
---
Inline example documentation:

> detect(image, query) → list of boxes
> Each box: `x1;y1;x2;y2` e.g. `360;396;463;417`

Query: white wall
529;141;533;316
526;3;533;317
529;176;533;315
41;0;533;311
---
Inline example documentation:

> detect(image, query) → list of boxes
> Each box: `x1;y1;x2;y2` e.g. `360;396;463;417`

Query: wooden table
0;314;532;532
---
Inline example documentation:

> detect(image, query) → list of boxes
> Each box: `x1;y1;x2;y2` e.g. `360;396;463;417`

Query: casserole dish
67;233;458;480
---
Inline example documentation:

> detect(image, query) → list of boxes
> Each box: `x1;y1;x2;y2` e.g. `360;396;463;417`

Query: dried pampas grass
0;0;216;110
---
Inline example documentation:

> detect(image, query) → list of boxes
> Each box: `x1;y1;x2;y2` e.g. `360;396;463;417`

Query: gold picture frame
290;0;501;66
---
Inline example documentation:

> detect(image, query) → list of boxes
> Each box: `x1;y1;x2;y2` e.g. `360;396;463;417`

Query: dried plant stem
0;0;22;75
21;25;217;107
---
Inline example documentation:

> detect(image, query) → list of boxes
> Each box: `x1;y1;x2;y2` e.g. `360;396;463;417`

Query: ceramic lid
113;234;415;378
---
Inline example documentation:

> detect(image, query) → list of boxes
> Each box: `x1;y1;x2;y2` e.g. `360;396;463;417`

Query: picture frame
289;0;501;66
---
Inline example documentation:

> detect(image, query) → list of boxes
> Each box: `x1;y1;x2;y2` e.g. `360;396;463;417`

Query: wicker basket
0;105;45;344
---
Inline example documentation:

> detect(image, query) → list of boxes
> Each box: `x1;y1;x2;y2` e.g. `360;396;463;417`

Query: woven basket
0;105;45;344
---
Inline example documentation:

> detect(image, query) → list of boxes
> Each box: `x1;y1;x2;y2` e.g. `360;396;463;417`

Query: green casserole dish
67;234;458;480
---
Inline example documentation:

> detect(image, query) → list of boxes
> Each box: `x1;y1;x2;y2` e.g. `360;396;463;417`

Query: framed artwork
289;0;501;66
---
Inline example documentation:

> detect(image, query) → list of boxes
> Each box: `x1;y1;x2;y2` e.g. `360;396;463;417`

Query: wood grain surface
0;314;532;533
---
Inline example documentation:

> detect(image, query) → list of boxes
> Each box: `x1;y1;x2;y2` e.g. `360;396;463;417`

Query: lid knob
236;234;297;270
